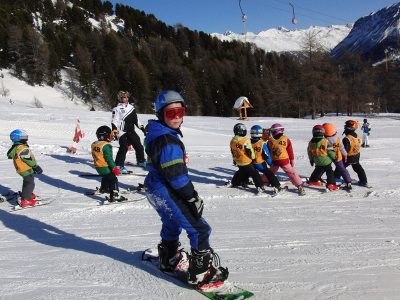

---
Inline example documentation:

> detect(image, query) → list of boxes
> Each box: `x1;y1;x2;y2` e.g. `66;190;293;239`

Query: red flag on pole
69;118;85;154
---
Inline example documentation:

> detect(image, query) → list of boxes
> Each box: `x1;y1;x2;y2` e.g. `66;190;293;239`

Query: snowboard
142;248;254;300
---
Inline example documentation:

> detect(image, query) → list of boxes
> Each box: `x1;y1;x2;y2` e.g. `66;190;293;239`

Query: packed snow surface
1;71;400;299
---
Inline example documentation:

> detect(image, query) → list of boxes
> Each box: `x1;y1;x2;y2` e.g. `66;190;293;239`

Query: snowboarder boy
335;120;369;187
250;125;283;194
267;123;305;195
229;123;265;192
91;125;123;202
361;118;371;147
307;125;337;191
7;129;43;207
322;123;353;190
111;90;147;174
144;90;228;287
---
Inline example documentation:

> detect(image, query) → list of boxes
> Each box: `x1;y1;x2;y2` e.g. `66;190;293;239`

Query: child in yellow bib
7;129;43;207
91;126;123;202
229;123;264;192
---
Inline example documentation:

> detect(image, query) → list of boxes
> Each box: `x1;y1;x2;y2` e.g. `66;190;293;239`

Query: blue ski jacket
144;120;194;200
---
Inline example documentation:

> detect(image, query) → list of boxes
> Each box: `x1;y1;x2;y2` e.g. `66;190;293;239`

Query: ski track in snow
1;79;400;299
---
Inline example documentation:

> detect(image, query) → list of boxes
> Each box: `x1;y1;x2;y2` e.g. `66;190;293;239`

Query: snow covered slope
212;25;352;53
1;72;400;299
332;3;400;60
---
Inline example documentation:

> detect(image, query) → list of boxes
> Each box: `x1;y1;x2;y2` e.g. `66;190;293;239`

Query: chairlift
289;2;298;25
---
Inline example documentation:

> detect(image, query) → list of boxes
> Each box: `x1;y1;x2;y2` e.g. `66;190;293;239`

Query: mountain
331;3;400;60
212;25;352;53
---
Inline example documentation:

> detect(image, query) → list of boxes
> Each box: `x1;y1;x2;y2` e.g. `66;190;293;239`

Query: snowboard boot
187;248;229;287
158;240;189;273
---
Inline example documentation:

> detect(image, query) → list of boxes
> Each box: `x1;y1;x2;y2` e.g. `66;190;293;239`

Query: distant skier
323;123;353;190
361;118;371;147
307;125;337;191
91;125;124;202
249;125;282;195
144;90;228;287
335;120;369;187
111;90;146;174
229;123;265;193
7;129;43;207
267;123;305;195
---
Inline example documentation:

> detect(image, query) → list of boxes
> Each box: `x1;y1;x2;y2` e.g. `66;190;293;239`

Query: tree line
0;0;399;117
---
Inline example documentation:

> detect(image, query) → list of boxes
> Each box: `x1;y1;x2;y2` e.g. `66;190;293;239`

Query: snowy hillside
212;25;352;53
1;72;400;299
332;3;400;59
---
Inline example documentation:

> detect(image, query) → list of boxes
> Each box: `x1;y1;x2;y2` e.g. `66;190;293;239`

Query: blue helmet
250;125;263;139
154;90;185;113
10;129;28;143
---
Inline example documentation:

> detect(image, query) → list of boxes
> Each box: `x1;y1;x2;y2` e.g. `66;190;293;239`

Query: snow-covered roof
233;96;253;109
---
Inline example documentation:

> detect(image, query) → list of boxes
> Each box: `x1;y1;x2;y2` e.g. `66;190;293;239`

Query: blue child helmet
154;90;185;113
10;129;28;143
250;125;263;138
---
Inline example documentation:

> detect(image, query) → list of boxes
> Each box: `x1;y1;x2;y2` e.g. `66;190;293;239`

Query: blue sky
110;0;397;34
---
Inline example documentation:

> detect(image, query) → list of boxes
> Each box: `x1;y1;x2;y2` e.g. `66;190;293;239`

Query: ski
85;184;145;196
101;195;147;206
78;171;145;177
141;248;254;300
11;199;53;211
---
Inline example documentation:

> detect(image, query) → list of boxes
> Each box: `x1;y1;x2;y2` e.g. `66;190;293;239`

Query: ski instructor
111;90;146;174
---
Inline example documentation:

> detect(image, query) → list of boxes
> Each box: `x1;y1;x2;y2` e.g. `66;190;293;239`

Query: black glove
33;165;43;174
310;161;314;167
187;191;204;220
139;125;147;136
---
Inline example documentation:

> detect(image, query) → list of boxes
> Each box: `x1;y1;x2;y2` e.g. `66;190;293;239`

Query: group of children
5;97;372;289
229;119;370;195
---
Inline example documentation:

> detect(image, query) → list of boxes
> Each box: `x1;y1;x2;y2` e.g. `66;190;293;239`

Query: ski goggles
164;107;186;120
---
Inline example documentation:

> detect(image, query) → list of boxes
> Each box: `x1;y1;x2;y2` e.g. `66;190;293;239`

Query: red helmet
312;125;325;137
344;120;358;131
322;123;337;137
270;123;284;136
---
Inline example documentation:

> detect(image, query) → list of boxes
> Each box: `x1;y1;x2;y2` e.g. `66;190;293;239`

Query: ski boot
344;183;352;191
158;240;189;273
108;191;127;202
327;184;338;191
256;186;267;194
187;248;229;288
118;166;129;174
17;192;36;207
137;162;146;169
297;184;306;196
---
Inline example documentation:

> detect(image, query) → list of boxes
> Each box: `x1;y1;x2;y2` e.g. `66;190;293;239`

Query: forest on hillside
0;0;399;117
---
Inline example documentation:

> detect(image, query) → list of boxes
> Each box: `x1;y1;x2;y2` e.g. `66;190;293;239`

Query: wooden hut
233;96;253;120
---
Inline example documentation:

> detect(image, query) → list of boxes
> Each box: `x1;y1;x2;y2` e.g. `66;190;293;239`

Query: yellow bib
332;137;343;161
252;139;265;164
346;135;361;156
91;141;109;168
308;138;329;157
230;136;253;166
13;145;34;174
268;136;289;160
